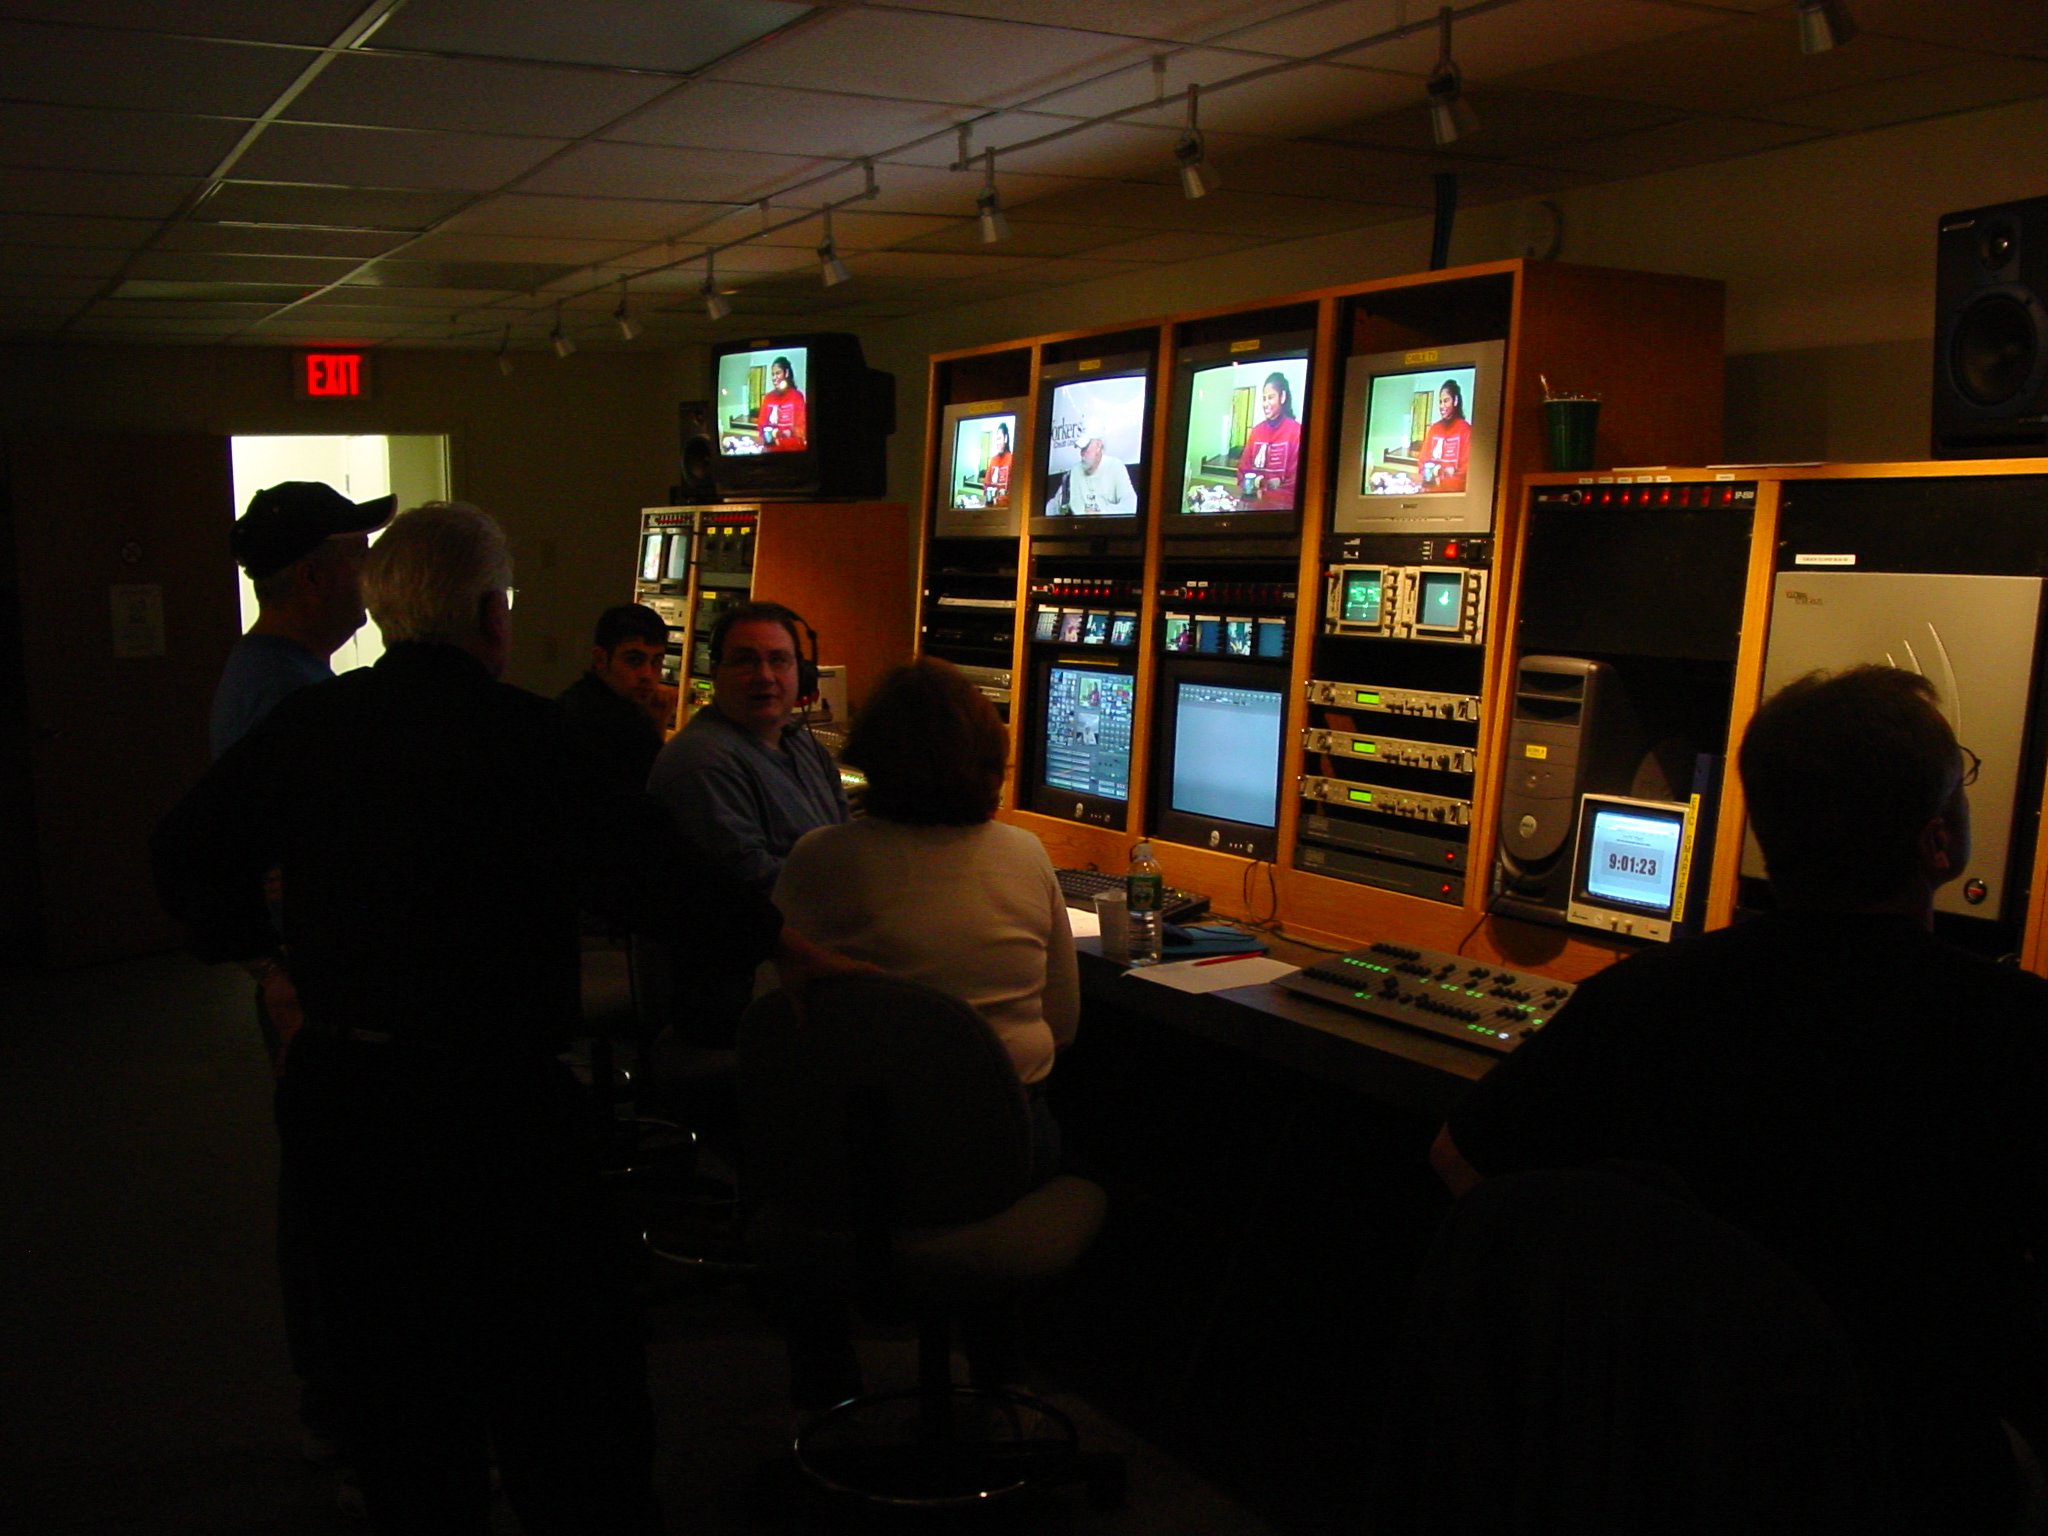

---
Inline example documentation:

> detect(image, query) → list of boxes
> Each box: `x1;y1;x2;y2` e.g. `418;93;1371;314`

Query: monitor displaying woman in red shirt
1237;371;1303;509
1420;377;1472;493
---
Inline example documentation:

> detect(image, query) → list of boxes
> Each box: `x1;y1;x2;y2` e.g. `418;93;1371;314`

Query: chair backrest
737;974;1032;1233
1373;1162;1906;1535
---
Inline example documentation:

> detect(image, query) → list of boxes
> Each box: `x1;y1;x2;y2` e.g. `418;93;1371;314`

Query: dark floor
0;952;1283;1535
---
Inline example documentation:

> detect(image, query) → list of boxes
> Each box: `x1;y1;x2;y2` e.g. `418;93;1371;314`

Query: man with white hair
1045;419;1137;516
153;501;845;1534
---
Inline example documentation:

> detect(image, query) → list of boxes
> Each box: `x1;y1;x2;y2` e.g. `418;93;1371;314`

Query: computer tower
1494;656;1636;924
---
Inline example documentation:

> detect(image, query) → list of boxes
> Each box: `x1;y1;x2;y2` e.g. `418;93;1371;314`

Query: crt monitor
1151;659;1288;860
1029;654;1137;828
709;332;892;500
1331;339;1506;535
1029;351;1152;539
934;397;1027;539
1566;794;1695;944
1161;331;1314;541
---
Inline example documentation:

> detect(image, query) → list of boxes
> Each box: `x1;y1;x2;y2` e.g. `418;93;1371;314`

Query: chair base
795;1384;1122;1512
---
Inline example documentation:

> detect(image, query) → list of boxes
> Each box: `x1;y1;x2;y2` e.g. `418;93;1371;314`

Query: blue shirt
209;632;331;758
646;706;847;894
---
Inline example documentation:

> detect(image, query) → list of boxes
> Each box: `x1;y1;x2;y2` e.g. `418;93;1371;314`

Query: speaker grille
1951;291;2040;408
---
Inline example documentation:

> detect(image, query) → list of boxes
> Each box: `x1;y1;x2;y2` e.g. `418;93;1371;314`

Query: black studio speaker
1932;194;2048;458
677;398;718;501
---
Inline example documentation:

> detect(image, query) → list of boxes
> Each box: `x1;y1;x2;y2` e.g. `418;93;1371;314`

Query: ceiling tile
0;247;129;278
86;296;286;317
1851;0;2048;57
0;168;198;219
0;213;159;249
199;183;475;230
878;1;1281;45
284;52;680;138
0;273;110;297
438;195;727;241
1762;55;2048;132
228;123;567;192
159;223;411;258
612;81;969;160
344;259;579;292
709;8;1160;111
108;279;313;302
518;141;833;203
367;0;808;73
400;231;645;266
0;103;248;176
0;20;309;112
311;286;518;309
1524;113;1825;179
1527;12;1967;114
1082;229;1271;262
0;3;371;46
126;250;363;284
1317;85;1687;156
895;218;1142;258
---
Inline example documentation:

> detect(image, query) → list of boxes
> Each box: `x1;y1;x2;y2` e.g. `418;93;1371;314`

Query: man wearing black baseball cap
210;481;395;758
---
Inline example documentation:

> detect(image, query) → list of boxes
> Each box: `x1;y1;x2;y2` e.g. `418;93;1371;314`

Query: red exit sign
295;351;370;399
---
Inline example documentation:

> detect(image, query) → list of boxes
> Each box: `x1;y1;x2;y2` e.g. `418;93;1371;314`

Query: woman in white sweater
773;657;1078;1180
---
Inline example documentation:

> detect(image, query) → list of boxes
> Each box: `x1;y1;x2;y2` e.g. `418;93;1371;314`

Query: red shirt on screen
759;386;807;452
984;450;1012;504
1238;415;1301;506
1422;417;1471;492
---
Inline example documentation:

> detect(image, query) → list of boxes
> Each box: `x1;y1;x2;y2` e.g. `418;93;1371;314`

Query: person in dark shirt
556;602;670;796
1433;666;2048;1534
153;502;846;1535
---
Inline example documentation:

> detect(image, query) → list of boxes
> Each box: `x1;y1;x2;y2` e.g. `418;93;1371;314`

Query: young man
211;481;394;757
556;602;670;795
1433;666;2048;1534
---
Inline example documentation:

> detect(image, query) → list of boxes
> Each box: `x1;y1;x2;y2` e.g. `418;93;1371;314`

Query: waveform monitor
1030;655;1137;828
1566;794;1695;943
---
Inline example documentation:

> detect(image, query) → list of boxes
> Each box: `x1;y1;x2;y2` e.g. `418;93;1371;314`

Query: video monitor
1332;339;1506;535
1058;610;1084;644
935;397;1027;538
1164;612;1193;652
1161;332;1314;542
638;531;664;583
1412;569;1472;636
1029;352;1152;539
662;530;689;583
1325;565;1393;636
1151;659;1289;859
1195;617;1222;652
1032;607;1060;643
709;332;893;500
1109;612;1138;647
1224;616;1254;656
1567;794;1695;944
1082;611;1110;645
1255;616;1289;658
1030;656;1137;828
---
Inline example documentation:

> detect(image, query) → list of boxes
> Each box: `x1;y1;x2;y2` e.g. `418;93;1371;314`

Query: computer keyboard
1055;867;1210;924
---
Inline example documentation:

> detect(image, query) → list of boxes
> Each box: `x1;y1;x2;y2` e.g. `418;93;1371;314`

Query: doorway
228;435;450;672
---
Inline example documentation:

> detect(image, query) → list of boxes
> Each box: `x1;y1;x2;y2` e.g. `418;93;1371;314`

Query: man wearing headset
647;601;847;1045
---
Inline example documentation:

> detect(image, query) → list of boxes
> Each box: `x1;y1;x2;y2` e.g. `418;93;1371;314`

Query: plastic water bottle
1126;839;1164;966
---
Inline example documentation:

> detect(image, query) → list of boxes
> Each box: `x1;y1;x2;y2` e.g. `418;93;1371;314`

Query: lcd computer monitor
1029;352;1152;539
709;332;893;500
934;397;1027;538
1567;794;1694;944
1161;331;1314;541
1030;655;1137;828
1152;659;1288;859
1332;339;1506;535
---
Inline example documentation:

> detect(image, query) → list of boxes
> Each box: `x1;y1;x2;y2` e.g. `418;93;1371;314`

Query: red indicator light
300;352;365;398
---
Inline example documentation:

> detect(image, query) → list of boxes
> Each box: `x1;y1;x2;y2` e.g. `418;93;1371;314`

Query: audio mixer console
1275;940;1575;1055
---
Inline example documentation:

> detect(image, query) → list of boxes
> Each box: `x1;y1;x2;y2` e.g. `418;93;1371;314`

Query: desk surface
1077;933;1491;1118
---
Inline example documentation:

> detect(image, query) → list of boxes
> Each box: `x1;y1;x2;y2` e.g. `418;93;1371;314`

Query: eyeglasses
1959;744;1981;788
718;647;796;672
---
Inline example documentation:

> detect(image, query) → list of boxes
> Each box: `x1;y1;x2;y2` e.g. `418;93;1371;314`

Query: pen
1192;950;1263;967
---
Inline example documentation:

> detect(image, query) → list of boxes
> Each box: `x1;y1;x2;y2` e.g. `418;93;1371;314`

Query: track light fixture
817;207;850;288
613;280;641;342
1426;5;1480;147
976;148;1010;244
1797;0;1856;54
549;304;574;359
495;324;514;377
701;253;732;321
1175;84;1218;200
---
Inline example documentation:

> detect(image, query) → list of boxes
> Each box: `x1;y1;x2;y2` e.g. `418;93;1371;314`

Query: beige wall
0;343;705;695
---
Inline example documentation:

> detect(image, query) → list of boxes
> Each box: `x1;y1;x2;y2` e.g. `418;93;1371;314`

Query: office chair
1373;1161;1909;1535
738;974;1124;1511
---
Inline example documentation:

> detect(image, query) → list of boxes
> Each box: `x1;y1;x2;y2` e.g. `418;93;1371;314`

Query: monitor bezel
1332;338;1507;536
1159;330;1315;543
1566;793;1694;943
934;396;1028;539
1028;650;1140;829
1027;350;1154;541
1149;655;1290;860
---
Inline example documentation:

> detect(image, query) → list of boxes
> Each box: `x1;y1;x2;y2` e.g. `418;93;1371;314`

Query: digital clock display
1582;808;1682;912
